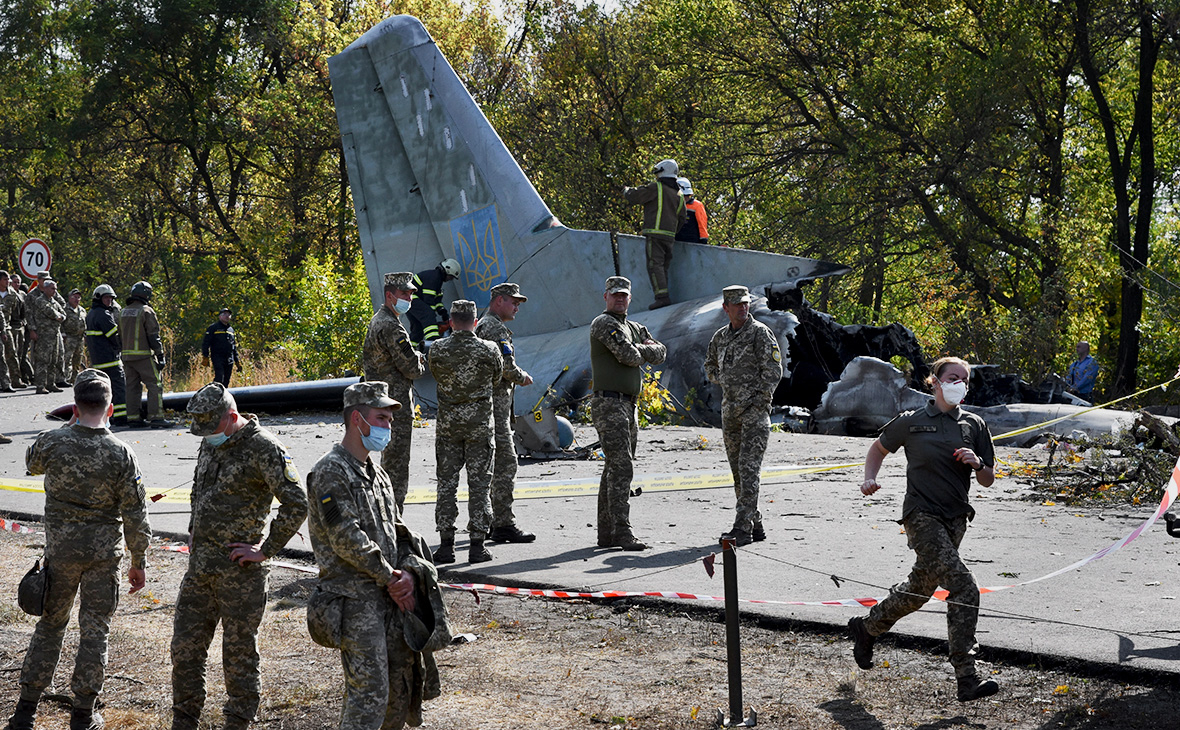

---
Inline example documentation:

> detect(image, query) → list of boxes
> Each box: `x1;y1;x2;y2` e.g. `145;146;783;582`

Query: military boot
751;523;767;542
468;538;493;563
69;706;103;730
648;295;672;310
6;698;38;730
848;616;876;669
222;713;251;730
956;674;1000;702
614;533;648;551
433;534;455;564
489;524;536;543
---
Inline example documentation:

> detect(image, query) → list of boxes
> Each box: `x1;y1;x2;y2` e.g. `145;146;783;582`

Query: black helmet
18;559;48;616
130;280;153;302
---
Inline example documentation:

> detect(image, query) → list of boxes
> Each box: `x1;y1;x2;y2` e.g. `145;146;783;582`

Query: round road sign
18;238;52;280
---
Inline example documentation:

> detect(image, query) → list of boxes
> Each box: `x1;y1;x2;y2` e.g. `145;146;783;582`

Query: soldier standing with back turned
170;383;308;730
120;281;166;427
4;368;150;730
589;276;666;550
703;285;783;545
476;282;537;544
428;299;502;564
362;272;426;511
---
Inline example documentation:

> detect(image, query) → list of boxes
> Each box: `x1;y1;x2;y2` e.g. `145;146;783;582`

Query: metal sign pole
715;537;757;728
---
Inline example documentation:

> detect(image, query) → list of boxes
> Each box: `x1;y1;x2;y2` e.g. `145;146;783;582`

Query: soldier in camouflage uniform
0;271;23;388
848;356;1000;703
0;272;14;394
62;288;87;382
27;279;66;394
170;383;308;730
427;299;502;564
703;285;783;545
362;272;426;511
307;380;443;730
589;276;666;551
475;282;536;544
5;368;151;730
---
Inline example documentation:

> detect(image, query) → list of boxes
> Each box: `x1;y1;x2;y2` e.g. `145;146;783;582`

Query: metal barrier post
715;537;757;728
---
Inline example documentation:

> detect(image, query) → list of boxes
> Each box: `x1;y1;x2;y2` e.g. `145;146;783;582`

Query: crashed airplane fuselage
327;15;852;421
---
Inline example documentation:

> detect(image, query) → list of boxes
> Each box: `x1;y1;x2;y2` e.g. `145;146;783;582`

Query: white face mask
393;297;411;315
939;380;968;406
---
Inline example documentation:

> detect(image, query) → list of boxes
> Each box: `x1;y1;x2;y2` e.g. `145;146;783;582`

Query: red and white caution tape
0;517;39;534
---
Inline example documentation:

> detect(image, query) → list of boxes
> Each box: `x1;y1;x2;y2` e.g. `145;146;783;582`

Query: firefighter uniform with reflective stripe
623;179;686;301
86;302;127;421
120;301;164;423
407;267;450;349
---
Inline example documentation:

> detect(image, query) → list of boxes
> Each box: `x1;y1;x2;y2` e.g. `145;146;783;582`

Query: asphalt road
2;386;1179;679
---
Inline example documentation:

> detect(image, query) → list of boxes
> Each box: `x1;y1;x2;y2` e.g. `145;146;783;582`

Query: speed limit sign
18;238;52;280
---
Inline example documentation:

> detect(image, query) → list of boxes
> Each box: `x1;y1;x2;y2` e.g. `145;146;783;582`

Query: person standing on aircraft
428;300;502;564
476;282;536;545
363;272;427;511
704;285;782;545
202;308;240;387
590;276;666;550
675;177;709;244
85;285;128;426
847;356;999;703
623;159;686;310
407;258;460;350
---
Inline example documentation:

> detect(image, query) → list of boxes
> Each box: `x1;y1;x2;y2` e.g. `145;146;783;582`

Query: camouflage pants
490;393;518;529
171;565;269;728
380;391;415;512
592;395;639;543
338;596;415;730
18;555;120;709
123;357;162;421
63;335;85;382
0;331;10;388
864;511;979;677
4;327;21;384
434;429;494;539
723;405;769;534
19;326;33;381
95;363;127;420
645;235;674;298
32;330;63;391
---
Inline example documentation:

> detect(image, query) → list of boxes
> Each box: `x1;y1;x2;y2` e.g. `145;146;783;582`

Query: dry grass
169;349;301;392
1;524;1178;729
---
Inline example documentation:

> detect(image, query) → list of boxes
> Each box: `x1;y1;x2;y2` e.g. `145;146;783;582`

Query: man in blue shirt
1066;341;1098;402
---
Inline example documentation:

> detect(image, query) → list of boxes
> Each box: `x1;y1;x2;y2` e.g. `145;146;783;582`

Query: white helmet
440;258;461;278
653;159;679;179
676;177;694;196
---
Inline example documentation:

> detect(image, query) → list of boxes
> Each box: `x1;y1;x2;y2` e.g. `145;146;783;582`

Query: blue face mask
360;415;392;452
393;297;411;315
205;432;230;447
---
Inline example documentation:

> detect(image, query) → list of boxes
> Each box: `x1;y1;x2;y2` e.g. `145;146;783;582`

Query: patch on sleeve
134;473;145;498
771;344;782;362
398;336;415;356
960;423;974;442
499;339;513;356
909;425;937;433
282;453;300;483
320;493;341;524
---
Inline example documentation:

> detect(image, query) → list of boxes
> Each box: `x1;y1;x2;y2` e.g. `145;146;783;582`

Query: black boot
489;524;536;543
70;706;104;730
6;698;37;730
468;538;493;563
433;534;455;564
848;616;876;669
957;674;1000;702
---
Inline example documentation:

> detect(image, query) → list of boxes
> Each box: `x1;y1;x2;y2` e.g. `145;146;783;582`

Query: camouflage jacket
63;304;86;338
704;316;783;415
28;291;66;335
306;443;411;599
475;312;528;407
428;329;502;437
187;415;308;573
1;289;21;329
363;304;425;396
27;424;151;568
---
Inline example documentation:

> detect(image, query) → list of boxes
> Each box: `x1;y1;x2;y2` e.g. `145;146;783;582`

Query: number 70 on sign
18;238;51;280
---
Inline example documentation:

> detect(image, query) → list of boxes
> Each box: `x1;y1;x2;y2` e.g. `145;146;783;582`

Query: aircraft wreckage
87;15;1149;450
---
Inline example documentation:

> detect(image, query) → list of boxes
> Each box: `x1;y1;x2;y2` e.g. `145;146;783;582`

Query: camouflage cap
36;270;50;279
605;276;631;294
489;282;527;302
384;272;417;291
68;288;81;296
187;382;236;436
722;285;752;304
450;299;476;317
343;381;402;411
74;368;110;388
